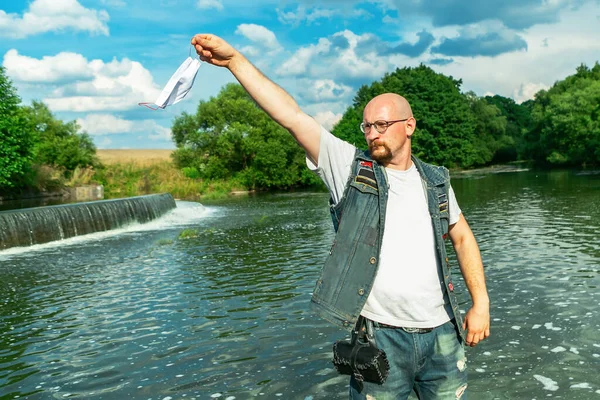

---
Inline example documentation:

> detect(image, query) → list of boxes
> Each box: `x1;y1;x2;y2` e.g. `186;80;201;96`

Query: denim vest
311;149;465;340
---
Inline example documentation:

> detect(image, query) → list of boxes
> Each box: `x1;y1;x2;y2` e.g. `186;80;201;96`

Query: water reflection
452;170;600;399
0;172;599;399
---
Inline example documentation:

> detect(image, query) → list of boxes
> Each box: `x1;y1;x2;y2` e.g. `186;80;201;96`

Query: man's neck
383;149;412;171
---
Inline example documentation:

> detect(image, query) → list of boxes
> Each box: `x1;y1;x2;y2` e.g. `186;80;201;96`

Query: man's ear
406;117;417;137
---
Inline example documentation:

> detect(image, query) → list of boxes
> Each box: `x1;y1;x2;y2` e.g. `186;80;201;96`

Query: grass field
93;149;247;200
97;149;173;165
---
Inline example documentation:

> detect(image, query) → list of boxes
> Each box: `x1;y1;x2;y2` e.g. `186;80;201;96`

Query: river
0;169;599;399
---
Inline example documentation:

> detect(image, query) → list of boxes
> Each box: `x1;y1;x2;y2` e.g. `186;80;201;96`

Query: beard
368;141;392;163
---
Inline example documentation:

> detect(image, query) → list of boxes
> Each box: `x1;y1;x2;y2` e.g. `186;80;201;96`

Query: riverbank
451;162;531;177
0;152;542;207
95;149;320;201
96;149;247;201
0;151;248;207
94;160;249;201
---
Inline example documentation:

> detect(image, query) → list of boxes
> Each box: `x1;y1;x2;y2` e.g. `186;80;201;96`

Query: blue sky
1;0;599;149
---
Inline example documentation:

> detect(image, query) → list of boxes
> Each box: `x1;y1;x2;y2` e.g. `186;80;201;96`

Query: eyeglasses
360;119;409;134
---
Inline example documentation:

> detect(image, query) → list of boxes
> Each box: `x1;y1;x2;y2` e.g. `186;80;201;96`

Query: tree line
0;66;98;193
2;61;598;193
172;62;599;189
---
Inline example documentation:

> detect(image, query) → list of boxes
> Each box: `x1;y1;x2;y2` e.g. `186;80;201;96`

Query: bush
171;83;321;189
23;101;99;171
182;167;201;179
0;67;34;190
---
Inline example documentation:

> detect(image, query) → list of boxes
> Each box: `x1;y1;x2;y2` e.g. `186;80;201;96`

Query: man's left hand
462;304;490;347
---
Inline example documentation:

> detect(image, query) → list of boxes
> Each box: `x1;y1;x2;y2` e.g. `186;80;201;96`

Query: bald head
362;93;416;168
364;93;413;120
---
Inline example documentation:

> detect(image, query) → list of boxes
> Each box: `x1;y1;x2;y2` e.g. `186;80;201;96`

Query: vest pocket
349;179;378;196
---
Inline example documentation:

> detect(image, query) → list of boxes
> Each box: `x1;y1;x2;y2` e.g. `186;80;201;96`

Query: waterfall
0;193;176;250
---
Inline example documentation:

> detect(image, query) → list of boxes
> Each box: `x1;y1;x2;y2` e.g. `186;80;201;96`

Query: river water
0;170;599;399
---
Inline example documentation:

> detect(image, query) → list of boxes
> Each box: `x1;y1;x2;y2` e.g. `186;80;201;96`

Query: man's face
363;103;408;164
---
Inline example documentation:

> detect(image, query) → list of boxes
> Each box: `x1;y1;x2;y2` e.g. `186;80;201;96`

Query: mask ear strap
189;44;201;60
138;102;162;110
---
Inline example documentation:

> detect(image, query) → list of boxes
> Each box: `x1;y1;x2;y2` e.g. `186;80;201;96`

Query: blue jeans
349;319;468;400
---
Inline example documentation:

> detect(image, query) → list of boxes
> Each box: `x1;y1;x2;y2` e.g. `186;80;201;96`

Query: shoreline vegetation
1;150;595;206
93;151;530;201
0;150;254;203
2;63;599;203
94;149;255;201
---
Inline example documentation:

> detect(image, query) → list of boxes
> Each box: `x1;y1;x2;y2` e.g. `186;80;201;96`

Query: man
191;33;490;399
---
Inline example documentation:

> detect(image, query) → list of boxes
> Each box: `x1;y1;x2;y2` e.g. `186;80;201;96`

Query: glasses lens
374;121;388;133
360;122;367;133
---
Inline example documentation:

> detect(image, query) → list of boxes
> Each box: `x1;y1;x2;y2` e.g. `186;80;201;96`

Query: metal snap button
369;257;376;264
358;288;365;296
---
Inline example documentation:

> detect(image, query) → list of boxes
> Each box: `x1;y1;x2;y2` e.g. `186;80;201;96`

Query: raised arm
448;213;490;347
191;33;321;164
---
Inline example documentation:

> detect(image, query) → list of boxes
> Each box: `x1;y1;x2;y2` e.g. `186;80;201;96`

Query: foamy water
0;201;215;259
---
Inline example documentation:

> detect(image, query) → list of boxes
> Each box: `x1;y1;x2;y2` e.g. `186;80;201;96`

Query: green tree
465;92;516;163
171;83;320;189
526;63;600;166
484;94;533;161
0;66;34;190
332;65;487;168
22;101;99;171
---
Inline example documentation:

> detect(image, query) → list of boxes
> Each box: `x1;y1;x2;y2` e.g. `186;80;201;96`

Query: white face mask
139;56;201;110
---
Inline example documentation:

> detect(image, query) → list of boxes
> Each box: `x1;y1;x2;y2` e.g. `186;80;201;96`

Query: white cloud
272;1;600;107
3;49;162;112
323;31;390;82
197;0;224;10
277;7;304;26
3;50;93;83
277;5;372;26
313;110;343;131
77;114;134;134
428;2;600;101
77;114;171;141
239;46;260;58
148;129;172;141
235;24;281;52
279;30;390;84
513;82;549;103
276;38;331;76
0;0;109;39
297;79;354;102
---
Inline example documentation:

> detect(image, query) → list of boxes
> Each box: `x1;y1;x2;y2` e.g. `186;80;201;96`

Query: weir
0;193;176;250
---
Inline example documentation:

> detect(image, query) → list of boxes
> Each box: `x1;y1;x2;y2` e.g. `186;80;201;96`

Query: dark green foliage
484;94;533;161
178;62;600;178
333;65;494;168
334;63;600;168
22;101;99;171
171;83;321;189
0;67;34;190
1;66;99;191
525;63;600;166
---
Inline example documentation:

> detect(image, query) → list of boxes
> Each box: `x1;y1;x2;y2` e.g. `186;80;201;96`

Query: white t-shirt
307;126;461;328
